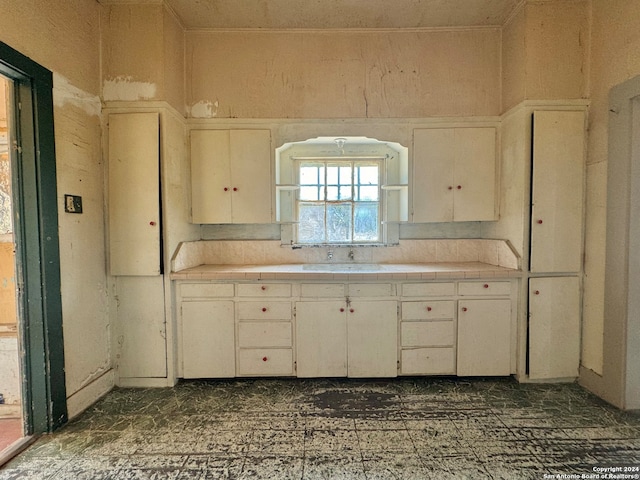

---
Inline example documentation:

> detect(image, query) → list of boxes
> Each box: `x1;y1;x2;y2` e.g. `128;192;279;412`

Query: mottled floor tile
303;428;360;453
1;378;638;480
237;453;304;479
302;452;366;480
362;451;427;479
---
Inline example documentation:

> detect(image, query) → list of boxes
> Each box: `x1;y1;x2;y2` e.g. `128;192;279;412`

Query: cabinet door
453;128;497;222
108;112;160;275
190;129;271;224
528;277;580;380
413;128;455;222
181;301;235;378
347;301;398;378
190;130;232;223
229;130;272;224
413;127;496;223
530;111;584;273
295;301;347;377
457;299;511;376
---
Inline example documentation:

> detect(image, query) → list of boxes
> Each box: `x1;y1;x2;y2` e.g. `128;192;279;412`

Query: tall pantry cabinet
527;110;585;380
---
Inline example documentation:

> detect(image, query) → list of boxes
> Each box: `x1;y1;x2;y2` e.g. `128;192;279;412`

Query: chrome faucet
327;250;333;260
348;249;355;260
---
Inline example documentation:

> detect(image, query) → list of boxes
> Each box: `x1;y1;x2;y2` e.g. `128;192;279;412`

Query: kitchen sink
302;263;382;272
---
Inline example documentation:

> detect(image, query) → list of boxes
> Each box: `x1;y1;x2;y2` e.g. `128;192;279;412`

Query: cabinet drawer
401;321;454;347
238;322;292;348
237;348;293;376
301;283;345;298
237;301;292;320
180;283;234;298
401;283;455;297
401;347;455;375
458;281;511;296
237;283;292;297
401;301;454;320
348;283;394;297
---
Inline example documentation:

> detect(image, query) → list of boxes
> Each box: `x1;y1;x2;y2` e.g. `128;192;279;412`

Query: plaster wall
0;0;112;416
580;0;640;408
101;3;186;114
186;28;501;119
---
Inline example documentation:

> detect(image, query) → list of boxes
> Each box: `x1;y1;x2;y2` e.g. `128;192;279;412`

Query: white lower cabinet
400;301;456;375
181;300;235;378
347;301;398;378
528;276;580;380
178;279;516;379
295;299;398;378
295;301;348;377
236;299;294;376
457;299;511;376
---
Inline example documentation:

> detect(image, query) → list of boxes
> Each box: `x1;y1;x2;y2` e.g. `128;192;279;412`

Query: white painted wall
0;0;113;417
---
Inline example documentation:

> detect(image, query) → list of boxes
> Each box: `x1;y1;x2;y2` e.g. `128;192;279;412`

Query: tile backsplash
172;239;520;272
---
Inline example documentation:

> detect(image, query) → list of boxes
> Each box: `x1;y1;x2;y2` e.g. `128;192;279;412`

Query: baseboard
66;369;116;420
116;377;176;388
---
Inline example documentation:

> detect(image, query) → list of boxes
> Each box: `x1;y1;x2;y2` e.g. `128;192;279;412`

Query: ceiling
164;0;525;30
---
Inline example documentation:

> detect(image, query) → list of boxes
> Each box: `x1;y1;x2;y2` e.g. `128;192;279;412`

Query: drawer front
238;322;292;348
301;283;345;298
348;283;394;297
401;301;455;320
237;301;292;320
401;283;455;297
400;347;455;375
237;348;293;376
401;321;454;347
458;281;512;297
237;283;292;297
180;283;234;298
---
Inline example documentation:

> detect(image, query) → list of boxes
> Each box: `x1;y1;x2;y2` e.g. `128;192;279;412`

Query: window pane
298;204;325;243
327;203;352;243
339;186;352;200
300;165;319;185
354;204;379;241
299;186;320;201
326;186;339;201
358;186;379;201
358;165;379;185
339;166;352;185
326;165;339;184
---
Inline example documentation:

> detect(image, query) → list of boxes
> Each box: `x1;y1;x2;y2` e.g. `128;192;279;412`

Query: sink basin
302;263;382;272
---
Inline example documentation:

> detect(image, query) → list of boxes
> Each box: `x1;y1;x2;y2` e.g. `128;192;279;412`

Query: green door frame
0;40;67;433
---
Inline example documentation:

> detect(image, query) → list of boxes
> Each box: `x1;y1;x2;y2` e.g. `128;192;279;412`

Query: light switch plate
64;194;83;214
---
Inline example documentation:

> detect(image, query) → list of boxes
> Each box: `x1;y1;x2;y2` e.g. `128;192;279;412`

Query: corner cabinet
190;129;272;224
412;127;498;223
526;109;585;381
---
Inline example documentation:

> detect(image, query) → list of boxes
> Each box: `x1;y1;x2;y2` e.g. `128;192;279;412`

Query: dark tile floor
0;377;639;479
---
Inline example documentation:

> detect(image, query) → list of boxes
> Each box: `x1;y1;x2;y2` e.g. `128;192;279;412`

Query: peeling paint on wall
53;73;102;117
188;100;218;118
103;76;157;102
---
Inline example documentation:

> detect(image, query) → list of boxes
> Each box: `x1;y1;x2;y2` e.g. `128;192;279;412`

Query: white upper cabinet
412;127;497;222
530;111;585;273
190;129;272;224
108;112;160;276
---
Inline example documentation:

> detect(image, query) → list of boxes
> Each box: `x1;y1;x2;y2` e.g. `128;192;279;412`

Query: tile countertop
170;262;522;281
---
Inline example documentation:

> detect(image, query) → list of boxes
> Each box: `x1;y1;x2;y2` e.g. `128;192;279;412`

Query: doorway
0;40;67;464
0;73;23;454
